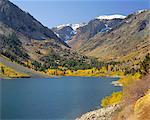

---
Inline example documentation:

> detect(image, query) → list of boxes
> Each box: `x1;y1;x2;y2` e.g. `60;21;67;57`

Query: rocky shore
76;104;120;120
111;81;123;86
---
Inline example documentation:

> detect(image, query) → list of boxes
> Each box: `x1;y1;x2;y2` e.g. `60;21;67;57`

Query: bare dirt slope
0;55;49;78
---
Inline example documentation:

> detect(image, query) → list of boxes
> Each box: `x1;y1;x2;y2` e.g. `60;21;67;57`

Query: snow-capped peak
55;23;86;31
70;23;86;31
56;24;70;30
95;14;126;20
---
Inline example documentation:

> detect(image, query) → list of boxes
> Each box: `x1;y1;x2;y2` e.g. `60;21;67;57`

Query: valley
0;0;150;120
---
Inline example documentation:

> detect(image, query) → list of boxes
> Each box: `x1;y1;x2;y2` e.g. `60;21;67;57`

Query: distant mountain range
52;23;86;42
52;15;126;43
53;10;149;62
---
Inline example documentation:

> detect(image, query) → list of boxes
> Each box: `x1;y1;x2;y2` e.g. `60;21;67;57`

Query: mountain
0;0;93;71
52;26;75;42
68;15;125;49
0;0;65;44
52;23;86;42
0;0;68;63
78;10;150;61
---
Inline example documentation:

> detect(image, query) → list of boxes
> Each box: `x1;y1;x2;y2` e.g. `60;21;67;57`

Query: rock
134;92;150;120
76;105;120;120
111;81;123;86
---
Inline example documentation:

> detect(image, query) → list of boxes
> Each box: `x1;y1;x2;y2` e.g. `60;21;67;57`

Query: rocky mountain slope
0;0;66;46
78;10;150;61
68;15;125;49
0;0;66;63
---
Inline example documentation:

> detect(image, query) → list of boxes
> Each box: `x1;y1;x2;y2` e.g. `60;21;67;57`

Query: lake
1;77;121;120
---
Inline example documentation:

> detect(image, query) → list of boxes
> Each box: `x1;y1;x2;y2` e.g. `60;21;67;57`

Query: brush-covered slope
78;10;150;61
0;22;93;71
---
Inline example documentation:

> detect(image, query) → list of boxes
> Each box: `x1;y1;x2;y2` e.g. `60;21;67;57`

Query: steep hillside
68;15;125;49
78;10;150;61
0;26;94;72
0;0;58;40
0;0;70;48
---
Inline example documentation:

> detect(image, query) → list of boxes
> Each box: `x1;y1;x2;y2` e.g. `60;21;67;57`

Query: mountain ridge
78;10;150;61
52;23;86;42
52;15;126;43
0;0;68;47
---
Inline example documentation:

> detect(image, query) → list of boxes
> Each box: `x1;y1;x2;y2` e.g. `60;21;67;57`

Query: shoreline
1;75;120;80
76;104;120;120
111;81;123;86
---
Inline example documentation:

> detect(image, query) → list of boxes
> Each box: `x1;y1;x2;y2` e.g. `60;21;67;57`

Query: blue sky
10;0;149;28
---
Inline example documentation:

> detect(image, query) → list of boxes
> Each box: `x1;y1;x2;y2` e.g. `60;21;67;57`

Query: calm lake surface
1;77;121;120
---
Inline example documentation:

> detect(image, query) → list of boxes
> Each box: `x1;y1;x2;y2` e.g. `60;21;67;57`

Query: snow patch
55;23;86;31
100;24;112;33
70;23;86;31
96;14;126;20
56;24;70;30
54;31;60;37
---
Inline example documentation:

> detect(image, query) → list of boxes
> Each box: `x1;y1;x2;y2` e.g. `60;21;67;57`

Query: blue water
1;77;121;120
